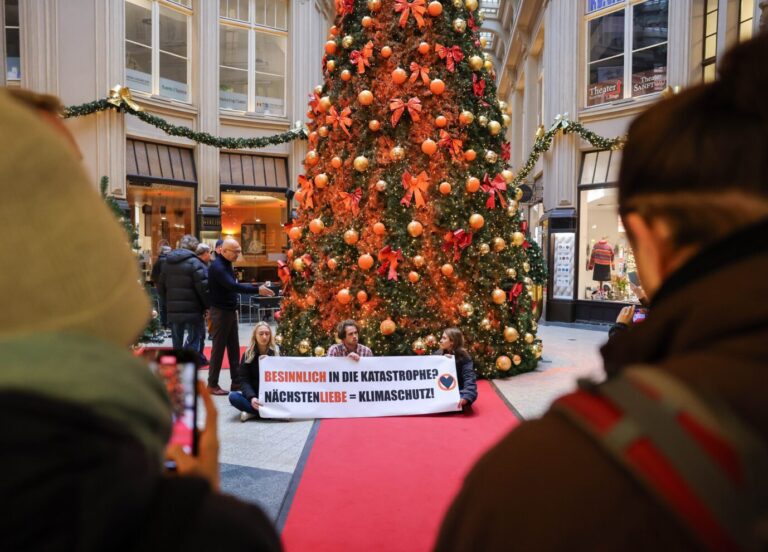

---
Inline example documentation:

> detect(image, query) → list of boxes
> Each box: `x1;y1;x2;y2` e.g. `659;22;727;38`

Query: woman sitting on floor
228;322;279;422
435;328;478;410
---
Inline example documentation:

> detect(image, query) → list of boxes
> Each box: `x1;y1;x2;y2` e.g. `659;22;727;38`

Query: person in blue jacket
435;328;477;409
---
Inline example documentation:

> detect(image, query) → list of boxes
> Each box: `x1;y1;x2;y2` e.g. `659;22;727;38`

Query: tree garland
64;92;308;150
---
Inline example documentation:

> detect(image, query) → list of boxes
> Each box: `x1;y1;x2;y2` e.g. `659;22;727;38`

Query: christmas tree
276;0;545;377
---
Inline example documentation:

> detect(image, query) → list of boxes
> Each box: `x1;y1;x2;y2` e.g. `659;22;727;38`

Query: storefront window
220;191;288;282
4;0;20;82
702;0;718;82
586;0;668;107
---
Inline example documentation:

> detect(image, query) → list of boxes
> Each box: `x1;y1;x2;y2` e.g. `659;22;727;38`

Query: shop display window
4;0;20;82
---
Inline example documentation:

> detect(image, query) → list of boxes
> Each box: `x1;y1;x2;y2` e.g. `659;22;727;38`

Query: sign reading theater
259;356;461;419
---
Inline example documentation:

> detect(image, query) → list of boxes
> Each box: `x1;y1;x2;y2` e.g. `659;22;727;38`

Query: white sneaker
240;411;258;422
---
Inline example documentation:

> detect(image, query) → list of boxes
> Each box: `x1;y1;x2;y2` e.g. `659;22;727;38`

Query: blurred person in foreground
0;89;281;552
435;35;768;551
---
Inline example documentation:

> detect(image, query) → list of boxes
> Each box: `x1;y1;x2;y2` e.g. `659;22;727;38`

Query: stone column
19;0;59;94
542;0;578;211
521;51;538;172
667;0;693;87
196;0;220;207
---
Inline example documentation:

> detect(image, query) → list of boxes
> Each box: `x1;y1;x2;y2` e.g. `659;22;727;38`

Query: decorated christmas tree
276;0;545;377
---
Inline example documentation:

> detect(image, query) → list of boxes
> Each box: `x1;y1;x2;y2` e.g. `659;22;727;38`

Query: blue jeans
229;391;258;414
170;320;202;355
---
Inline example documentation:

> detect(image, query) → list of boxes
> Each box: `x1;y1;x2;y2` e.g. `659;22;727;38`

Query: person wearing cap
435;34;768;550
0;89;281;551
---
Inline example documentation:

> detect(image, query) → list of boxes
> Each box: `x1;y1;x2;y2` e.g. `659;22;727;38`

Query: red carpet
281;380;519;552
201;346;246;369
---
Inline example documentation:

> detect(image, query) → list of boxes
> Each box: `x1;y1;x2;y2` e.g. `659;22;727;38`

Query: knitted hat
0;89;150;345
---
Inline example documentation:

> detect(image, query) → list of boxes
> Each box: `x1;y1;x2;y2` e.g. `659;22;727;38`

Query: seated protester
326;320;373;361
229;322;279;422
434;328;477;409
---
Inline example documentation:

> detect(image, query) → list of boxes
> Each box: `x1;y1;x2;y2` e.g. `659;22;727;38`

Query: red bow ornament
277;260;292;286
435;44;464;72
468;13;479;32
297;174;315;209
326;105;353;137
401;171;430;208
508;282;524;313
409;62;431;85
339;188;362;215
389;96;422;126
394;0;426;29
377;246;403;281
501;142;511;162
442;229;473;261
350;41;374;74
308;91;322;115
472;74;486;97
334;0;354;16
438;130;463;161
482;173;507;209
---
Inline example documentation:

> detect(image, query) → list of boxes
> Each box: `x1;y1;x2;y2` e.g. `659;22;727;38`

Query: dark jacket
239;348;277;401
150;252;168;285
158;249;209;324
433;349;478;405
209;255;260;310
0;391;282;552
434;219;768;550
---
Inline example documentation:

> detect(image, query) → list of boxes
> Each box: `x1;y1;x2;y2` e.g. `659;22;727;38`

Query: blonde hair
244;322;277;362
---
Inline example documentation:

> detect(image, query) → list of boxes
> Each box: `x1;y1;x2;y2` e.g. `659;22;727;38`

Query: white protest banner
258;356;461;419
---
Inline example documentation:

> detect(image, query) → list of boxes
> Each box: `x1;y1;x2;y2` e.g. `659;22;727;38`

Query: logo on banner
438;374;457;391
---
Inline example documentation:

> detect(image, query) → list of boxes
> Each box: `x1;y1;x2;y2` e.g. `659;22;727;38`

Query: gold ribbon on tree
481;173;507;209
326;105;353;137
389;97;422;126
409;62;430;85
377;246;403;281
435;44;464;73
107;85;142;111
350;41;374;74
339;188;362;215
394;0;426;29
400;171;429;208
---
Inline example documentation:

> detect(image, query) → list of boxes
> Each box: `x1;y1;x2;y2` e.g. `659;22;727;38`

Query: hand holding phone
632;307;648;323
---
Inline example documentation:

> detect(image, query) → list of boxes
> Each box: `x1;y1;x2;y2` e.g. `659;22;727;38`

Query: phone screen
148;353;197;466
632;308;648;323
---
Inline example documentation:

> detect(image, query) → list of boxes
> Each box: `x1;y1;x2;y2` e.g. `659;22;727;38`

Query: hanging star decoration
400;171;430;208
350;41;374;74
409;62;431;85
442;229;473;261
326;105;353;137
377;246;403;280
297;175;315;209
438;130;463;161
389;97;422;126
339;188;362;215
482;173;507;209
435;44;464;72
394;0;427;29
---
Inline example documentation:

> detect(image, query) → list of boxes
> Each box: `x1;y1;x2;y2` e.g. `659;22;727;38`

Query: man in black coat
151;244;172;327
158;235;209;359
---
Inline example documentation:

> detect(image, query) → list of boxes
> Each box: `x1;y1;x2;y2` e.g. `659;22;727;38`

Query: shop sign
631;67;667;97
588;79;622;106
199;215;221;230
587;0;624;14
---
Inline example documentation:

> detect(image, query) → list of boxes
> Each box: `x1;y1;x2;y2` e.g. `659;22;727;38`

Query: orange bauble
336;288;352;304
341;69;352;81
492;288;507;304
306;294;317;306
309;218;325;234
329;25;339;36
408;271;420;283
288;226;302;240
441;263;455;277
381;45;393;58
358;90;374;105
305;150;319;166
421;139;437;155
380;318;397;335
318;125;329;137
325;40;337;55
294;190;305;203
418;41;430;54
469;213;485;229
439;181;452;195
459;111;474;125
427;0;443;16
327;258;338;270
407;220;424;237
314;173;329;188
286;249;293;259
368;119;381;131
435;115;447;128
429;79;445;95
357;290;369;303
358;253;374;270
361;16;373;28
331;156;343;169
344;229;359;244
413;255;425;267
392;67;407;84
373;222;387;235
466;176;481;193
464;149;477;161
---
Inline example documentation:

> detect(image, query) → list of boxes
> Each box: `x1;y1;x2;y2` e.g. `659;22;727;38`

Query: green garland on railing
63;90;308;150
511;115;626;188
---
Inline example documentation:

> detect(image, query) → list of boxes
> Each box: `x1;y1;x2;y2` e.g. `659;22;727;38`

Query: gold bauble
496;355;512;371
318;125;330;138
524;332;535;344
501;169;514;183
342;35;354;49
488;120;502;135
506;268;517;279
507;201;518;217
478;115;488;127
524;276;533;285
425;334;437;348
480;318;492;330
452;18;466;33
459;110;474;125
464;0;478;10
274;334;283;346
498;100;508;111
375;179;387;192
314;346;326;357
326;60;336;72
318;96;332;112
513;354;522;366
391;146;406;161
407;220;424;237
485;150;498;164
468;55;483;71
482;52;491;62
367;0;382;10
479;243;490;255
353;155;369;172
314;84;324;95
293;258;305;272
502;113;511;127
484;59;494;71
480;37;488;48
491;288;506;304
523;261;531;273
412;338;428;355
534;346;542;359
492;237;506;252
531;321;538;332
298;339;311;354
503;326;520;342
515;187;524;201
459;302;474;317
452;0;462;7
413;255;425;267
511;232;525;246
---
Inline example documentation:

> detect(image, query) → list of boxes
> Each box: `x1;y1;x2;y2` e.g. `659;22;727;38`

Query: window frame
584;0;669;108
219;0;288;117
702;0;718;82
125;0;192;103
3;0;21;83
738;0;754;42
